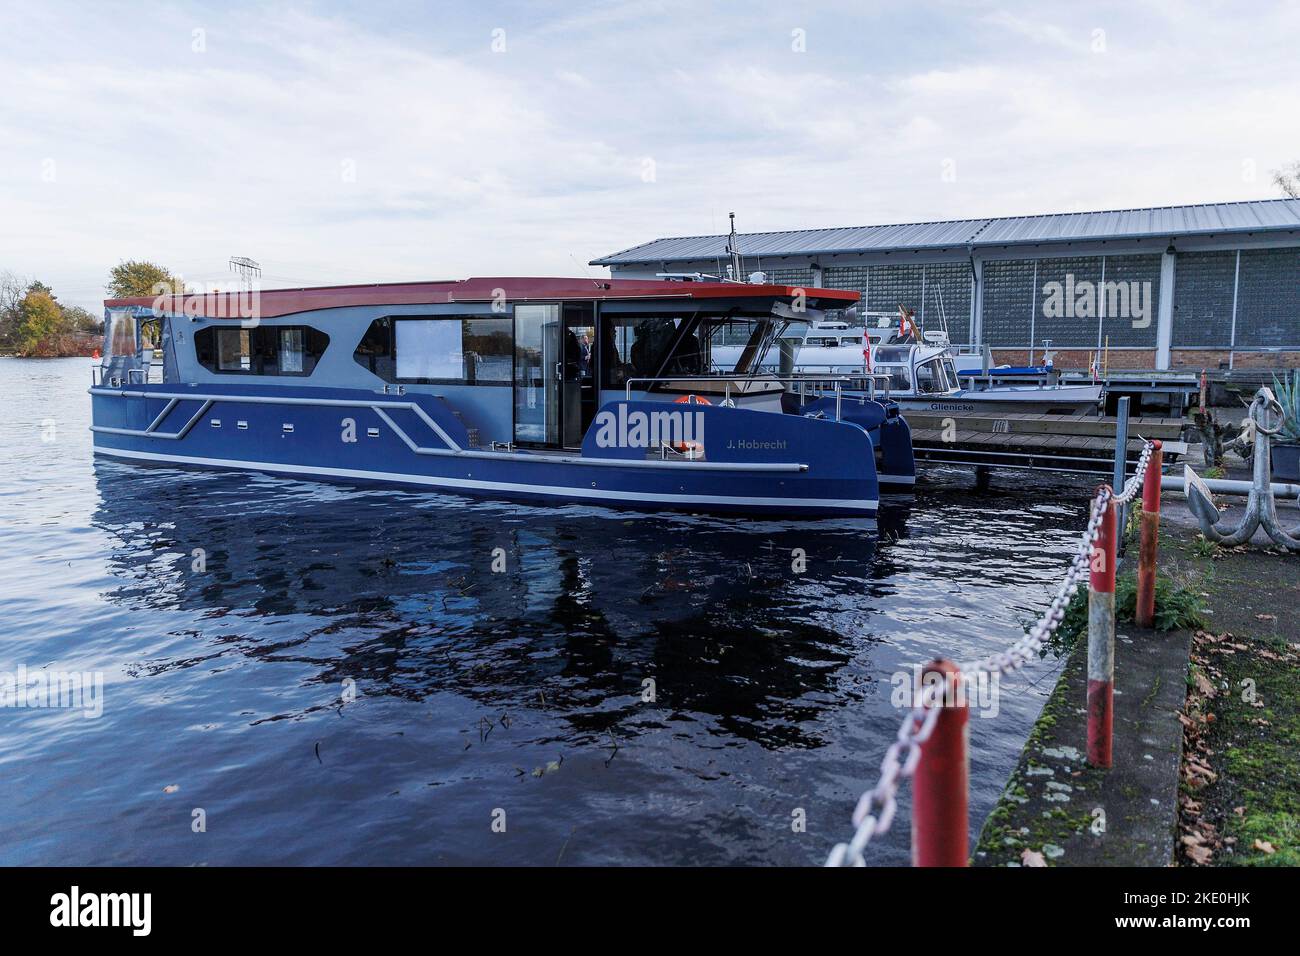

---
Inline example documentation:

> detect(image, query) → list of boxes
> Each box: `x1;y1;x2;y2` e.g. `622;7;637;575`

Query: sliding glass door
513;304;561;445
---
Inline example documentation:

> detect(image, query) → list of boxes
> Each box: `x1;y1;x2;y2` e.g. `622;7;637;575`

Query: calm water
0;357;1091;866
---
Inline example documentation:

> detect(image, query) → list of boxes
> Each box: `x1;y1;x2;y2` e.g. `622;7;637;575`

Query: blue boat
91;277;914;517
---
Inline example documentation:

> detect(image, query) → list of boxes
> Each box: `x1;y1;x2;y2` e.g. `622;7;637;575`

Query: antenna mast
726;212;744;281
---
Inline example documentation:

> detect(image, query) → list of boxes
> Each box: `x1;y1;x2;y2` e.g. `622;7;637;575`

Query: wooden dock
902;410;1190;474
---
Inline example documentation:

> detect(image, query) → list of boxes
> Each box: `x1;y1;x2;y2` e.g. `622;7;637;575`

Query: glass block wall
983;254;1161;349
1235;248;1300;347
759;267;814;288
823;262;972;343
1172;251;1235;347
1172;248;1300;348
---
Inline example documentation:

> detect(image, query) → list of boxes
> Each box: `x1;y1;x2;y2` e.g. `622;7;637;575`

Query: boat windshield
915;358;949;394
700;312;802;374
104;310;137;364
603;310;806;387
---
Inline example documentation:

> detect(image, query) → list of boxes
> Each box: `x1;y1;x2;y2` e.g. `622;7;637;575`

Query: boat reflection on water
79;458;1067;867
91;460;915;753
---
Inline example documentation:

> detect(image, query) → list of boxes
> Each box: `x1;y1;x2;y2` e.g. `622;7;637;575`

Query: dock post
1087;490;1118;768
1136;440;1164;629
912;659;969;867
1112;396;1131;555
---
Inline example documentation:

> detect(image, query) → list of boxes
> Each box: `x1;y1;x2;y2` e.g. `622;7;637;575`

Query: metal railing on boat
623;374;895;422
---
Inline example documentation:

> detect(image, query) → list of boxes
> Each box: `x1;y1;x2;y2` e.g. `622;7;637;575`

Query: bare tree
0;271;28;350
1274;161;1300;199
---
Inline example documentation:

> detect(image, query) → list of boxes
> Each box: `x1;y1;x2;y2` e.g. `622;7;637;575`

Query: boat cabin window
353;316;512;385
943;357;958;389
601;311;791;386
601;314;706;388
106;311;137;359
879;364;911;391
195;325;330;376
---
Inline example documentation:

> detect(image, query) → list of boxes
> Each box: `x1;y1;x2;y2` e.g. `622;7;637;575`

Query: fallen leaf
1185;844;1213;864
1021;848;1047;867
162;784;179;794
1253;840;1276;855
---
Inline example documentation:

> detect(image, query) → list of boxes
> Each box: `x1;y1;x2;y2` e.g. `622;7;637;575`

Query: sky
1;0;1298;312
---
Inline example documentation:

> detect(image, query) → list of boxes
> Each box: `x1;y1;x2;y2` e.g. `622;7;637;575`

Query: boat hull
890;386;1103;417
791;394;916;489
90;384;881;517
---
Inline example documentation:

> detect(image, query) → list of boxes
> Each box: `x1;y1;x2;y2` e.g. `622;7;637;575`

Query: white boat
713;310;1103;416
866;342;1104;416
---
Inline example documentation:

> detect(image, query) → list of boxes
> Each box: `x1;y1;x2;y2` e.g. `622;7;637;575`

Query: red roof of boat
104;276;860;318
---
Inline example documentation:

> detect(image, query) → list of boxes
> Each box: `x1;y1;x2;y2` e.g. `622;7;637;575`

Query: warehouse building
591;199;1300;373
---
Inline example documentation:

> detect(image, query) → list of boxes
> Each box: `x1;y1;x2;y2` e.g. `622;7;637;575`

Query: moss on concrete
1175;538;1300;866
975;503;1299;868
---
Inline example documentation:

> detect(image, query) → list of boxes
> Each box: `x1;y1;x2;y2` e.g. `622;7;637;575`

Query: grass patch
1046;568;1207;653
1115;571;1208;633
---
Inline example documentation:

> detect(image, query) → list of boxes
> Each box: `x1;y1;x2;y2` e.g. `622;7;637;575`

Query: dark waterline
0;357;1091;865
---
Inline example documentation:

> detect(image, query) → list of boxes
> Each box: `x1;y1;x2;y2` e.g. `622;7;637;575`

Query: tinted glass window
879;365;911;390
352;316;512;384
602;315;707;388
195;325;328;375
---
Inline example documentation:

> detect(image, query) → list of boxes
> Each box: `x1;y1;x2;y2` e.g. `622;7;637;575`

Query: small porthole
237;421;249;430
282;423;294;433
210;419;221;428
367;427;380;438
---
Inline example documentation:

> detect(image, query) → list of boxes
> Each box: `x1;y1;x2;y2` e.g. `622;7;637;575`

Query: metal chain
825;678;944;866
826;441;1156;866
1111;440;1154;506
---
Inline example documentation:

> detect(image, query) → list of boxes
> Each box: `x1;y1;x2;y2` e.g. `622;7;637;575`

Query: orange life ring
670;395;707;457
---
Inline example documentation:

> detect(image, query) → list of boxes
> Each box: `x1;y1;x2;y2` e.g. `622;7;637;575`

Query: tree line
0;260;183;357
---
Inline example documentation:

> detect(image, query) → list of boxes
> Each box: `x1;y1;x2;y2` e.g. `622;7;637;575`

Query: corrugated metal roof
592;198;1300;265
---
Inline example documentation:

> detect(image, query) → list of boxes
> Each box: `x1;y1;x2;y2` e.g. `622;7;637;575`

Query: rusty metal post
1088;491;1118;768
1136;441;1164;628
912;659;969;867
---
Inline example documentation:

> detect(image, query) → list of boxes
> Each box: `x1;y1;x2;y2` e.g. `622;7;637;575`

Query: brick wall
990;348;1155;370
988;348;1300;371
1186;350;1300;370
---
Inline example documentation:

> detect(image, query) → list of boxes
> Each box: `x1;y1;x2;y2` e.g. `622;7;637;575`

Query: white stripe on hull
94;446;878;513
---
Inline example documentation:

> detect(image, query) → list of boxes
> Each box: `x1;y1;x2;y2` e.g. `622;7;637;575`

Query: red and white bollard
1087;490;1118;768
1136;441;1164;629
912;659;969;866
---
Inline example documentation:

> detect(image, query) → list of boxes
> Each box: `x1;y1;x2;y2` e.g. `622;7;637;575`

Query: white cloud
0;0;1297;311
982;10;1090;53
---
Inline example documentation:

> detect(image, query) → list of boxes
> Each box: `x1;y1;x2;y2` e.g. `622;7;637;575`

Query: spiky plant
1270;370;1300;444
